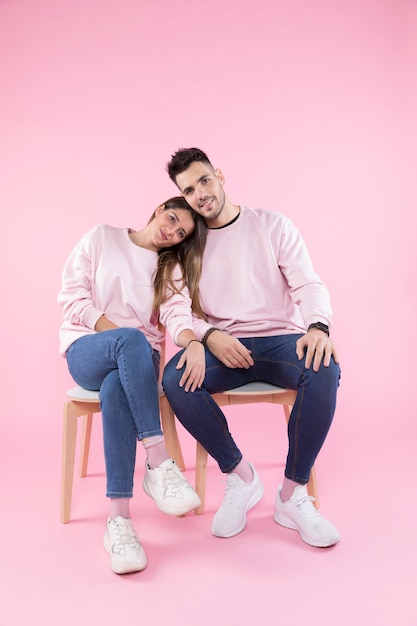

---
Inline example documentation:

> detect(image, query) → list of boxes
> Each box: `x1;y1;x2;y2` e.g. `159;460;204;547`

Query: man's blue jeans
162;334;340;483
66;328;161;498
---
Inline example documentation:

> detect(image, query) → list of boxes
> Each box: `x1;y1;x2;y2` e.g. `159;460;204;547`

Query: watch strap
307;322;329;336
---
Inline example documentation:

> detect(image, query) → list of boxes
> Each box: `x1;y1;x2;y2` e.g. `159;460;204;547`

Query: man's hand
175;341;206;392
296;328;339;372
206;330;254;369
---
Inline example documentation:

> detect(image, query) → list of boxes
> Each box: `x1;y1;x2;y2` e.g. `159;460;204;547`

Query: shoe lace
221;478;245;507
295;494;319;518
111;521;140;555
161;463;187;495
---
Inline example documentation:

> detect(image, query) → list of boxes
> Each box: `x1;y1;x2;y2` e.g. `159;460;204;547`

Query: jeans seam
255;355;307;482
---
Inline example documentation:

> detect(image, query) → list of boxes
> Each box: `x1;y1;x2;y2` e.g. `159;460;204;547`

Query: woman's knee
117;327;152;353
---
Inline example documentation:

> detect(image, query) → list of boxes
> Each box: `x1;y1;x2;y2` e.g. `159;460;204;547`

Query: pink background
1;1;416;625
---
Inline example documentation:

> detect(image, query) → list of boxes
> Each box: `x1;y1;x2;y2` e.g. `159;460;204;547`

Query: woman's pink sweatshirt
58;224;164;356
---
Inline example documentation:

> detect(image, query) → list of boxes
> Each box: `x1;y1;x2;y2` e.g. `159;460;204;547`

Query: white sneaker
103;516;147;574
274;484;340;547
211;463;264;538
142;459;201;516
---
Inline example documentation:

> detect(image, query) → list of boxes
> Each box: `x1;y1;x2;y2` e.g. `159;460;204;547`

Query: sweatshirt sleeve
277;216;333;329
158;262;194;344
57;228;105;331
159;266;213;344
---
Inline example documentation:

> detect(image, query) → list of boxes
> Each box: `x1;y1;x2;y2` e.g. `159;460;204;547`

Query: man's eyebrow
182;173;209;194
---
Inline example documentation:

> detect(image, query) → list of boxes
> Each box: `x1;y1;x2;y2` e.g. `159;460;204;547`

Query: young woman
58;197;206;574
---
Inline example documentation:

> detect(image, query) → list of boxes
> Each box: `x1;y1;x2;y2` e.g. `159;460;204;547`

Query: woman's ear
155;203;165;217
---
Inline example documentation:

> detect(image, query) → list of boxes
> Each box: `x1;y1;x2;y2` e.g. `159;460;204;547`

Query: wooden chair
61;377;319;522
60;366;185;524
162;381;320;516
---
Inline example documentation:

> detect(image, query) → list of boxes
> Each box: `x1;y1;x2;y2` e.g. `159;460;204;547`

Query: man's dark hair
166;147;213;183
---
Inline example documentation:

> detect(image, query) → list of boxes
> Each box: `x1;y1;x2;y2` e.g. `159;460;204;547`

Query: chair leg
159;396;186;470
79;413;93;478
195;443;208;515
307;465;320;509
60;402;78;524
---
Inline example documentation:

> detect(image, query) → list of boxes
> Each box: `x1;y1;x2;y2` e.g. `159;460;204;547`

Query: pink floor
2;401;416;626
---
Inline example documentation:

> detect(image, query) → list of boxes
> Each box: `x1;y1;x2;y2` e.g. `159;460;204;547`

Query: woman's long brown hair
151;197;207;320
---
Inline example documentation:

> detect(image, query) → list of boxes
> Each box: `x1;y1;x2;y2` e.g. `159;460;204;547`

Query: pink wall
1;0;415;437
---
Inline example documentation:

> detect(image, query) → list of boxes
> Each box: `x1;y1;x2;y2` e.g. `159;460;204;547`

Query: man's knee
162;354;183;391
314;359;341;390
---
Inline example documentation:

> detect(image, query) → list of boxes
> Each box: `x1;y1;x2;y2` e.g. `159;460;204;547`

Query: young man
160;147;341;548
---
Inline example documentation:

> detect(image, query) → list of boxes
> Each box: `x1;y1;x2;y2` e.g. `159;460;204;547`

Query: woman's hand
206;331;254;369
175;340;206;392
94;314;119;332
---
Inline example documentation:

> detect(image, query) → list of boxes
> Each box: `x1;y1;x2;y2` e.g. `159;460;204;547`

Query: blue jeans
66;328;161;498
162;335;340;483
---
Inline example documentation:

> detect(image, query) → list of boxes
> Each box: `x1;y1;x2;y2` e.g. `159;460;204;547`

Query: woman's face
152;206;195;249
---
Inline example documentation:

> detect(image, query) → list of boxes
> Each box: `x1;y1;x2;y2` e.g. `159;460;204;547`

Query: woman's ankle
110;498;131;519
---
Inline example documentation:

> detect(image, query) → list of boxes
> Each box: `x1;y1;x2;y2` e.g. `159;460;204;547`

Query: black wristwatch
307;322;329;336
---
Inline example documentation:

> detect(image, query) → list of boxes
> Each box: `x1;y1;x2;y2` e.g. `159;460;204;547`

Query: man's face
175;161;226;222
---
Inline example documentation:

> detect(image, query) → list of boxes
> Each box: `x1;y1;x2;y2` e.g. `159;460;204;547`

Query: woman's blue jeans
162;334;340;484
66;328;161;498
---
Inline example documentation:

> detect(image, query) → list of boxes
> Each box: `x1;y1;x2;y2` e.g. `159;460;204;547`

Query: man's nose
197;186;208;200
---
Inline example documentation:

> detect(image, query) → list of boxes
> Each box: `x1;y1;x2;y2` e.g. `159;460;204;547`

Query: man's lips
199;198;214;210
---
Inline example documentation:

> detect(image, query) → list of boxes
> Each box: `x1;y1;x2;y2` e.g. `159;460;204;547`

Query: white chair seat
66;386;100;402
222;381;288;395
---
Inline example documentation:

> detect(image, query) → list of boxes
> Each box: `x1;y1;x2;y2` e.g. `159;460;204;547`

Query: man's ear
215;168;225;186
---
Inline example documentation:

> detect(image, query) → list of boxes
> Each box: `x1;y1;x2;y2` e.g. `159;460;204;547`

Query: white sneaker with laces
142;458;201;515
211;462;264;538
274;484;340;547
103;516;147;574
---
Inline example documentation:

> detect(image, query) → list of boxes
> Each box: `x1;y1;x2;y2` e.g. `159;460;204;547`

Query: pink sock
231;460;253;483
142;435;170;469
280;477;302;502
110;498;131;519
